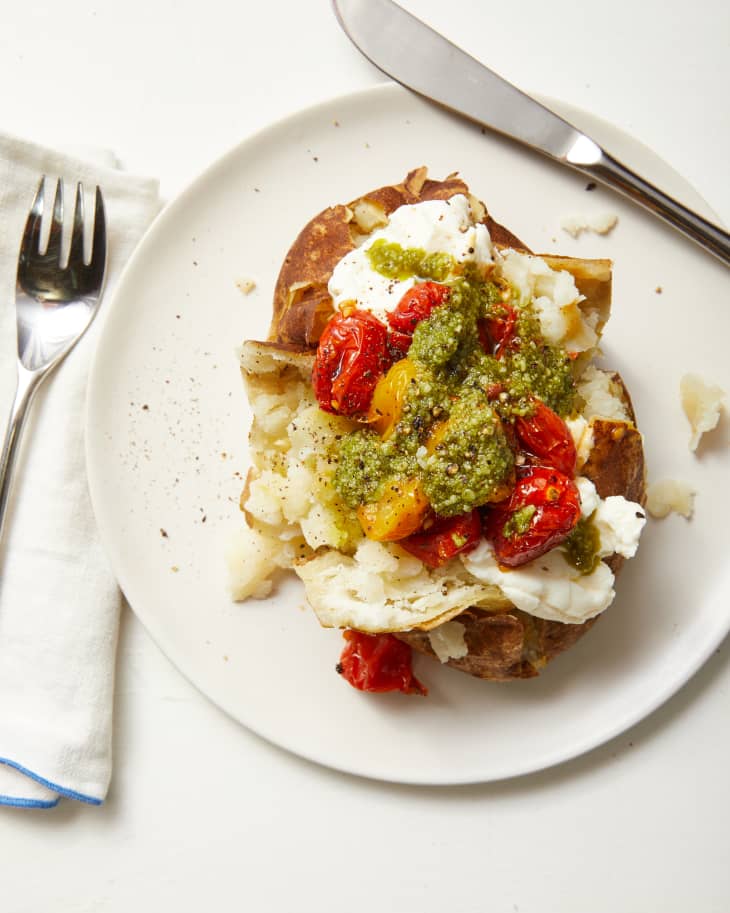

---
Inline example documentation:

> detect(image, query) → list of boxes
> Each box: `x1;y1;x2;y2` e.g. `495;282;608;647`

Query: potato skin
261;169;645;681
268;167;526;348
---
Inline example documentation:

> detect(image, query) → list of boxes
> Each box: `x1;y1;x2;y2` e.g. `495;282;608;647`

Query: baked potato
233;168;646;686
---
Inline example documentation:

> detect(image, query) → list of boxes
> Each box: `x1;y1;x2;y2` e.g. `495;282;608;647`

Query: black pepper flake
142;404;149;411
636;511;645;519
160;528;168;538
585;182;596;191
335;663;344;675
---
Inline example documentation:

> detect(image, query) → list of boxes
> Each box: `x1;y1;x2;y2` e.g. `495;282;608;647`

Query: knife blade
333;0;730;266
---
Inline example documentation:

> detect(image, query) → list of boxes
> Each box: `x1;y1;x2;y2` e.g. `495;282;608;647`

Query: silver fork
0;177;107;543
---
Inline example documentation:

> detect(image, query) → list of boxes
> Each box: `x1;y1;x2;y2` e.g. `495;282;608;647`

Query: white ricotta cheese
461;477;645;624
328;195;493;321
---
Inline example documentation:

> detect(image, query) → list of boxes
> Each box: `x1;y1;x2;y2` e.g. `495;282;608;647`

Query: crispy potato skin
260;169;646;681
269;167;527;348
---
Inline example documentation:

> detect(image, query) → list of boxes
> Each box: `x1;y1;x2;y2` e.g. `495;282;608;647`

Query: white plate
87;83;730;785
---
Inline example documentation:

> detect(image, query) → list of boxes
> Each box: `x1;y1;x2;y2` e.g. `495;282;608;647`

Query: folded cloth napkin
0;132;160;808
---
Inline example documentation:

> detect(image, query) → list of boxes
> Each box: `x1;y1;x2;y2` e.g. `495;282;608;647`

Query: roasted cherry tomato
515;399;576;475
337;631;427;695
312;310;390;415
387;281;451;335
387;328;413;360
478;304;518;359
483;466;580;567
400;510;482;568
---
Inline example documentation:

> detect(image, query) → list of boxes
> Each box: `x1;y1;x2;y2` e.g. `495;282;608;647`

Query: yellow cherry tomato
366;358;418;441
356;478;430;542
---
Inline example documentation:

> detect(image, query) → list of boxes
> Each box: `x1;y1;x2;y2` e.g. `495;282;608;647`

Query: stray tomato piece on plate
483;466;580;567
400;510;482;568
515;398;577;475
312;310;390;415
337;631;427;695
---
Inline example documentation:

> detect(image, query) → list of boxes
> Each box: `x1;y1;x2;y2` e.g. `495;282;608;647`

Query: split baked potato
233;168;646;684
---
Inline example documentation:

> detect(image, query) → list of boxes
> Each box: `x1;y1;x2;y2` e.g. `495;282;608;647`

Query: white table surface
1;1;729;910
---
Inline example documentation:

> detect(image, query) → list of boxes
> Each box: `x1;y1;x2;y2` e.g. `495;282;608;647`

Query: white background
1;1;729;910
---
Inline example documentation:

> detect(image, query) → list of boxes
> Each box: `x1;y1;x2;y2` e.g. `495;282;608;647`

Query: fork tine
44;177;64;261
89;186;107;277
68;183;85;267
19;177;45;262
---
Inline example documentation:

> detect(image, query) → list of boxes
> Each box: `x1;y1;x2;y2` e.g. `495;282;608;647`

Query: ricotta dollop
328;195;493;322
461;478;645;624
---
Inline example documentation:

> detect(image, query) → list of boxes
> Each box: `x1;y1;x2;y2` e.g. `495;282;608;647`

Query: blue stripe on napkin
0;757;102;806
0;792;60;809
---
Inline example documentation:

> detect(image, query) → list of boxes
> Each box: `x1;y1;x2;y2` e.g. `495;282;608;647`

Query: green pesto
563;514;601;574
461;312;575;419
503;504;536;538
331;252;577;516
421;394;514;516
366;239;455;282
334;429;392;508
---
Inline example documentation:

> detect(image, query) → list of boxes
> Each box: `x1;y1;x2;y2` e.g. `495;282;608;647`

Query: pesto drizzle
332;243;577;516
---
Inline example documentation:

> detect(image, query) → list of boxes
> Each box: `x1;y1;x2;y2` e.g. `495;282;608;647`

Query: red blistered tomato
400;510;482;568
478;304;518;359
387;328;413;360
483;466;581;567
515;399;577;476
312;310;390;415
337;631;427;695
387;281;451;335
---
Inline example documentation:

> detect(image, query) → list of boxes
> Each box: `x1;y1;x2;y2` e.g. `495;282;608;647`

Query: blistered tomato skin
479;304;518;359
337;631;428;695
483;466;581;567
312;310;390;415
515;399;577;475
387;281;451;335
387;328;413;360
400;510;482;568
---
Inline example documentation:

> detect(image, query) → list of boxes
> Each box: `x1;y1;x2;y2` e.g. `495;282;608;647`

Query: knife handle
587;151;730;266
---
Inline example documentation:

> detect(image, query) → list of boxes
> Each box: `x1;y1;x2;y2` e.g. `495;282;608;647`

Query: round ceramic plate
87;83;730;784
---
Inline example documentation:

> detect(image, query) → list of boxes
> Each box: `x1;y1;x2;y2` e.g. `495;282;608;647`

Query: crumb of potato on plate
236;277;257;295
680;373;726;451
646;480;696;519
561;213;618;238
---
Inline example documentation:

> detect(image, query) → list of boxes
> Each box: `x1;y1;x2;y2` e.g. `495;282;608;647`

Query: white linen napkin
0;132;160;808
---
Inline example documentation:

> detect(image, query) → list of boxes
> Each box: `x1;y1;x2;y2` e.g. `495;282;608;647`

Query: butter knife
333;0;730;267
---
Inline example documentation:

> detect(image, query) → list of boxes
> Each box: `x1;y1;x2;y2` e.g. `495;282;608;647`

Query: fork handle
0;365;43;546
